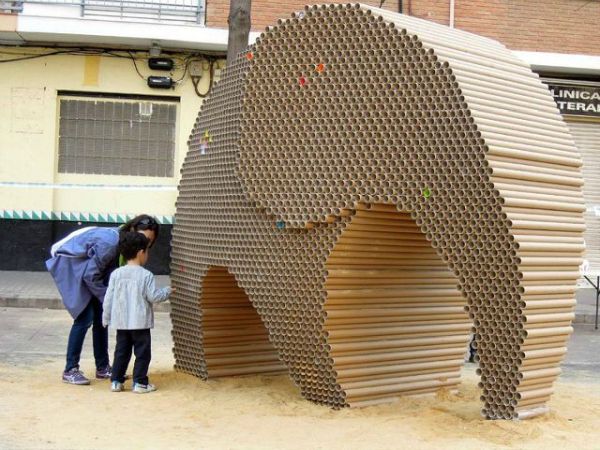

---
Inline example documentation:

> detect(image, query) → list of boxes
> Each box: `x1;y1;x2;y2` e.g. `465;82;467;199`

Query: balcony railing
0;0;204;24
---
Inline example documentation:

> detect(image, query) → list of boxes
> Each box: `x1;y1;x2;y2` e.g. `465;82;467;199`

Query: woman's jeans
65;297;109;372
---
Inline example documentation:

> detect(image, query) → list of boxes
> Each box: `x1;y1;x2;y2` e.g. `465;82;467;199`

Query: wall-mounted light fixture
148;57;174;71
147;76;173;89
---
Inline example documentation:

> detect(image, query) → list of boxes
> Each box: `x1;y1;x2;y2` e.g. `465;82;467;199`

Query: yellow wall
0;47;217;218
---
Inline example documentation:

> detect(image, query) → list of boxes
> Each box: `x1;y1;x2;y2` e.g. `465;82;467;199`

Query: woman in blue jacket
46;215;160;385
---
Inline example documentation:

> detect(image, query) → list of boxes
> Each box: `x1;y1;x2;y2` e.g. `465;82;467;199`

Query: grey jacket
102;265;171;330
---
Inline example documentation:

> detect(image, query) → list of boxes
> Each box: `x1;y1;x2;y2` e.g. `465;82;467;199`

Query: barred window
58;95;177;177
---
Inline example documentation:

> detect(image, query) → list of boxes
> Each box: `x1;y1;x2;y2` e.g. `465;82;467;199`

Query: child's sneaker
62;368;90;385
96;365;112;379
132;382;157;394
111;381;124;392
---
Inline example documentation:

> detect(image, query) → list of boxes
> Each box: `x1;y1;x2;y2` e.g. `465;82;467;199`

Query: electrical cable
172;55;195;83
0;47;141;63
0;45;221;94
0;49;85;63
191;58;215;98
127;50;147;80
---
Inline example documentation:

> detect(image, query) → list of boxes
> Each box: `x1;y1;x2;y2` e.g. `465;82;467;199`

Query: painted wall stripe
0;209;174;224
0;182;177;191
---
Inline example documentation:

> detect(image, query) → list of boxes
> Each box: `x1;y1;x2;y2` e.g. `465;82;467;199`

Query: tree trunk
226;0;252;67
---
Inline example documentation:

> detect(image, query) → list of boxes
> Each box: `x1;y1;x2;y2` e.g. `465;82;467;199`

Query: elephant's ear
235;124;354;228
235;6;405;228
236;35;354;229
234;4;460;229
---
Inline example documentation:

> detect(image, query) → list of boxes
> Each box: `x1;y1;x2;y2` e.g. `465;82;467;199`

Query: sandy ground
1;310;600;450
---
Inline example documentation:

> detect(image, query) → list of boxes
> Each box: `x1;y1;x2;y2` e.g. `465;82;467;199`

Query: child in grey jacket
102;231;172;393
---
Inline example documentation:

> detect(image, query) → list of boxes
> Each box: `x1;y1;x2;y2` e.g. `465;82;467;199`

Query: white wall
0;48;217;220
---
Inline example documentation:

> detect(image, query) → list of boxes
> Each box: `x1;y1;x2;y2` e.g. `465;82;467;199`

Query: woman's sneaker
96;365;112;379
132;382;157;394
111;381;124;392
62;368;90;385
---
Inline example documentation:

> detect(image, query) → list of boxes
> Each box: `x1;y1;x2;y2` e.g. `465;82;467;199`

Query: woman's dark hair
120;214;160;247
119;232;150;261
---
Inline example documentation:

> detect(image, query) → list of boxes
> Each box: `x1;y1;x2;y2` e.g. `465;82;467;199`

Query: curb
0;297;171;313
573;313;598;326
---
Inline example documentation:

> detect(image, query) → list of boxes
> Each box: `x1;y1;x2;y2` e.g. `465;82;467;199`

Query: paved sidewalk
573;284;599;325
0;271;171;312
1;307;598;373
0;271;598;325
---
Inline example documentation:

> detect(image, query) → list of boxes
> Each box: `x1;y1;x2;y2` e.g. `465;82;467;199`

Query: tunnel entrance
324;204;472;407
201;266;287;377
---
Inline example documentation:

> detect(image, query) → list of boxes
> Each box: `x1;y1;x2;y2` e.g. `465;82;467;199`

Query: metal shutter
567;119;600;272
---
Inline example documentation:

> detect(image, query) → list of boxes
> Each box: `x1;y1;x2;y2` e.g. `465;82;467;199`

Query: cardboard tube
329;335;469;354
348;387;450;408
519;356;564;368
521;299;578;311
520;271;581;281
209;363;287;377
518;367;561;381
340;369;460;390
326;306;466;318
326;323;473;340
326;268;455;278
522;326;573;339
345;377;461;402
517;376;557;388
518;257;582;266
523;313;575;324
335;358;465;380
332;348;466;366
516;406;550;420
520;335;568;348
327;287;464;299
516;387;554;400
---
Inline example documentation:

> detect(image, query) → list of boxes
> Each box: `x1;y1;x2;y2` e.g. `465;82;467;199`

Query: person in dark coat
46;215;160;385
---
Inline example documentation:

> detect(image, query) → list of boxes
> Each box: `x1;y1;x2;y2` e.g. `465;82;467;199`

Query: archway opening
201;266;287;377
324;204;472;407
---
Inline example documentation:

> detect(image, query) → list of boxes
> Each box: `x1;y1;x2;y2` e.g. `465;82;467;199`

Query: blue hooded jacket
46;227;120;319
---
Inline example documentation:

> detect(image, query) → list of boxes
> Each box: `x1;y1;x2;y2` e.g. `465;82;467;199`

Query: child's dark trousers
111;329;151;385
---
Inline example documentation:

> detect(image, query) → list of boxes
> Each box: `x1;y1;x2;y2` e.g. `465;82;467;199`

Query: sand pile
1;360;599;450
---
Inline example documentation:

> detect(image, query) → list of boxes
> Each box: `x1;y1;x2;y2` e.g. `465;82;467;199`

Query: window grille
57;95;177;177
2;0;205;24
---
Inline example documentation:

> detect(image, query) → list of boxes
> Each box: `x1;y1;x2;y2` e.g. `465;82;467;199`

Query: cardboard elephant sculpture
169;4;585;420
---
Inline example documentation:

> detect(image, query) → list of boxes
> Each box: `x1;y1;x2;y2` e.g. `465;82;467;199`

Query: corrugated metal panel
566;119;600;272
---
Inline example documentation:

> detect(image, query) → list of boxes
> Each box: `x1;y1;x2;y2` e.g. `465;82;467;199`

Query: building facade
0;0;227;272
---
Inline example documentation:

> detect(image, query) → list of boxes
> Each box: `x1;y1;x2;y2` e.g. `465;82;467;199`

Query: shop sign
547;84;600;117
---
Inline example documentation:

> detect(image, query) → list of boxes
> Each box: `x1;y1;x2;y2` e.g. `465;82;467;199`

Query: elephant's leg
322;203;471;407
200;266;287;377
170;263;208;378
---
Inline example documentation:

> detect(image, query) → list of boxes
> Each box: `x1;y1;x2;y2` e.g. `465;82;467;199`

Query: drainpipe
399;0;403;13
449;0;455;27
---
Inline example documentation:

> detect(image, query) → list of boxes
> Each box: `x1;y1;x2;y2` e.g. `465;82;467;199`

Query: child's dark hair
119;232;150;261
